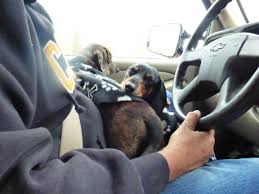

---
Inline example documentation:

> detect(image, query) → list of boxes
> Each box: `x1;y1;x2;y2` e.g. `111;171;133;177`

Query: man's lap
162;158;259;194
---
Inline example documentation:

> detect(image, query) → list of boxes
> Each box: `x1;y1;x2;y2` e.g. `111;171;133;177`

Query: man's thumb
181;110;201;131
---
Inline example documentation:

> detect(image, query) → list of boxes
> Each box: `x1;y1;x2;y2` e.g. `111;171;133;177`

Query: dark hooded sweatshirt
0;0;169;193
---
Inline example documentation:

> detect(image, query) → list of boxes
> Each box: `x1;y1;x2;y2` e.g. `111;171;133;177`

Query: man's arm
159;111;215;181
0;127;169;194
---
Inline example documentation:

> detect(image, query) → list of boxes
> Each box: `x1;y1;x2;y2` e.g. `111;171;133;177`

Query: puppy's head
121;64;157;97
121;63;161;97
121;63;167;115
80;44;119;75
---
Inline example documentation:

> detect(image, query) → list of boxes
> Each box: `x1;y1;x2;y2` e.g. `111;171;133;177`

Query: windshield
39;0;205;58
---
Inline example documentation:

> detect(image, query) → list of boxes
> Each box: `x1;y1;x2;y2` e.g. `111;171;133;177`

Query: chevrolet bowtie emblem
210;43;226;52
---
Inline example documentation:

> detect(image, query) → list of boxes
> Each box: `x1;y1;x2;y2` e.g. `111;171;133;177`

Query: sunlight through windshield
39;0;205;58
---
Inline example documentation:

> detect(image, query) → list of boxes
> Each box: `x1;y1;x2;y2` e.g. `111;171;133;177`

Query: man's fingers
208;129;216;146
181;110;201;131
208;129;215;136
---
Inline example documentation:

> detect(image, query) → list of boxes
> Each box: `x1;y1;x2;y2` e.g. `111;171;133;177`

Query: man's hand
159;110;215;181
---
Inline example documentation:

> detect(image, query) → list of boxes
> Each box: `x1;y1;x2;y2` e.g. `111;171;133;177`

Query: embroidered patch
44;40;75;93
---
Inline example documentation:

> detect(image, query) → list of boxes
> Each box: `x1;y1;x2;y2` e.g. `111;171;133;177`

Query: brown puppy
69;44;119;75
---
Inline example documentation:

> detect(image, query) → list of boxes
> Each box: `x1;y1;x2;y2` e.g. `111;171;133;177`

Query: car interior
40;0;259;159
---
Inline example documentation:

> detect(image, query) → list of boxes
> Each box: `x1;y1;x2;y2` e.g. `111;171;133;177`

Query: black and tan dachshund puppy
69;44;119;76
121;64;177;144
121;63;167;117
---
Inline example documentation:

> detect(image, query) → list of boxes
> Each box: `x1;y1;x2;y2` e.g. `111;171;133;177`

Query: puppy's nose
125;83;135;93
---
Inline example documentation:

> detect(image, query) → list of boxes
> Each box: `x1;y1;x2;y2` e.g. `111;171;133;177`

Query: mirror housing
147;23;190;58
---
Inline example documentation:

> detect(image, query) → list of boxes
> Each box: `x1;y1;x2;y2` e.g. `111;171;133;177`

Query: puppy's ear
149;79;167;117
92;49;104;72
93;48;114;75
104;47;112;64
102;47;121;74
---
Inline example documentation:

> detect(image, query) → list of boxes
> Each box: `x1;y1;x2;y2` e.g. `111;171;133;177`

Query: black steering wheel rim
173;0;259;130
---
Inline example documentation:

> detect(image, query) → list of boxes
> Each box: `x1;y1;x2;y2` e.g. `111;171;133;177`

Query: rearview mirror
147;23;190;58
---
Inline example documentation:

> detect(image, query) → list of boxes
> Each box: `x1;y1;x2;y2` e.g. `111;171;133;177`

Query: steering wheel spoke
216;77;232;109
182;49;203;63
174;77;198;104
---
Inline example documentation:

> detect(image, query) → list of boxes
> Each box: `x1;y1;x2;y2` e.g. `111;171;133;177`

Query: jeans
162;158;259;194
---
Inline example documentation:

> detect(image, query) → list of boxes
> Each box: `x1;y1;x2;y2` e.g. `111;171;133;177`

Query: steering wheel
173;0;259;130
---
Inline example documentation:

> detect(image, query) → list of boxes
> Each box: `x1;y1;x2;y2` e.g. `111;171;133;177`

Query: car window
222;0;246;26
240;0;259;23
39;0;205;59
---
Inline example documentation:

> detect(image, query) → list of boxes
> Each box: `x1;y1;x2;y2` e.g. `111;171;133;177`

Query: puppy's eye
128;67;139;76
145;75;153;82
